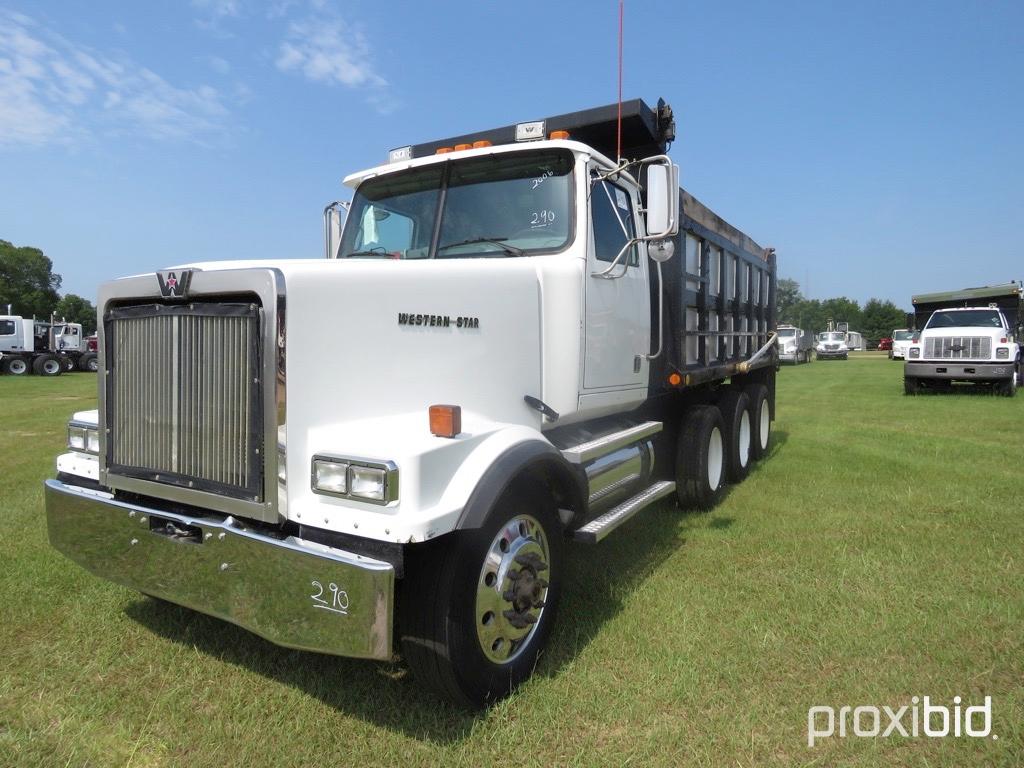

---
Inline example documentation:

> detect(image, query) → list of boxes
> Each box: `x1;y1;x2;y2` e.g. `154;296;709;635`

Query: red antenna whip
617;0;624;161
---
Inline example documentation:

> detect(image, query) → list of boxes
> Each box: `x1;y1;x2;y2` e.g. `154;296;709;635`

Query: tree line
776;278;910;347
0;240;97;334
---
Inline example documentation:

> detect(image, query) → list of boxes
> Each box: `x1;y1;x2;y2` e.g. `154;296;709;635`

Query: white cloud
0;10;231;148
275;14;392;112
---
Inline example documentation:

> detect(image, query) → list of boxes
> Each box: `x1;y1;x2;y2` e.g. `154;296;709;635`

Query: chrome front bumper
904;362;1013;381
45;479;394;660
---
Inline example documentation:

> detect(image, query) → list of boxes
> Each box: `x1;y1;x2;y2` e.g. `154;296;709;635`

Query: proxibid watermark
807;696;996;748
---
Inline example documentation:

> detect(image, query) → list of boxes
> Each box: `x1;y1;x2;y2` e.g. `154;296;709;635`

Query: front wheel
904;376;920;395
399;491;562;708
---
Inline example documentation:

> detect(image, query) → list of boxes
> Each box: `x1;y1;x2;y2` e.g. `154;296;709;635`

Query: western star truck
905;282;1022;396
45;99;779;707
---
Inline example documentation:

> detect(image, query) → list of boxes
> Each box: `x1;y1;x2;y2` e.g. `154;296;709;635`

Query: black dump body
412;98;776;392
912;283;1023;335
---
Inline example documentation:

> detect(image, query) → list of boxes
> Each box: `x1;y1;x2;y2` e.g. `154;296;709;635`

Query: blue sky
1;1;1021;309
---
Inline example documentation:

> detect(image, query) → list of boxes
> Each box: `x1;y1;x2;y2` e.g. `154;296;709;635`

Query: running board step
572;480;676;544
561;421;662;464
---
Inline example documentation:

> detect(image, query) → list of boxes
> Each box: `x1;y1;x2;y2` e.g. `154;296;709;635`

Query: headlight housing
67;422;100;455
311;455;398;504
909;347;921;359
995;348;1009;359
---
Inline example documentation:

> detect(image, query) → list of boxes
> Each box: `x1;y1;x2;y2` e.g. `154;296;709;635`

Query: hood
265;258;548;430
922;325;1003;337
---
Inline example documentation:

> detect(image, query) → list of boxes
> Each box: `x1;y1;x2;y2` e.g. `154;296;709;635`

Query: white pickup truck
905;303;1021;396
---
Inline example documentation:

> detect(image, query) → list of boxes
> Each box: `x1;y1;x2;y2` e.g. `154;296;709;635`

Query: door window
592;180;638;266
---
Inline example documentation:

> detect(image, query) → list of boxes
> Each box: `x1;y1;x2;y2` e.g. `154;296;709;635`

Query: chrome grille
105;302;263;500
924;336;991;360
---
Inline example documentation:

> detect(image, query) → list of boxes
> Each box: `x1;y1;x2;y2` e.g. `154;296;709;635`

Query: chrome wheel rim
9;359;27;375
43;359;60;375
475;514;550;665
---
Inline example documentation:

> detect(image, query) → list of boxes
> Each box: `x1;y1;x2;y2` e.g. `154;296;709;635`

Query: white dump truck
45;99;779;706
777;324;812;364
905;282;1022;396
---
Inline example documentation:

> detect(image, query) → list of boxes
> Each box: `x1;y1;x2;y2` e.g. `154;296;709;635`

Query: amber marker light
668;373;682;386
472;140;492;148
549;130;570;140
454;143;472;151
435;147;453;154
429;404;462;438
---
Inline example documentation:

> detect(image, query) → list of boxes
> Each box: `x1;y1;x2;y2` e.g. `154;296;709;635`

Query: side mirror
323;201;350;259
645;160;679;239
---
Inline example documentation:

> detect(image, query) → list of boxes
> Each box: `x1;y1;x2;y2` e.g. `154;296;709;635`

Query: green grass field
1;358;1021;767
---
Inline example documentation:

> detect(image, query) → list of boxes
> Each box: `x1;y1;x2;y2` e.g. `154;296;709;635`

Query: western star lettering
398;313;480;329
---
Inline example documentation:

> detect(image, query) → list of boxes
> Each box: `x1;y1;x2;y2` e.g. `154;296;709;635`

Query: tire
997;370;1017;397
33;354;62;376
675;405;727;510
717;389;753;482
2;356;30;376
399;488;562;708
79;352;99;372
904;376;920;396
60;355;76;373
745;383;772;460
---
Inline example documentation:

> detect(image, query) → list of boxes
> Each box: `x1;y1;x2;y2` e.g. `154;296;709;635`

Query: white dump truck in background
777;324;812;363
0;315;98;376
890;328;914;360
905;282;1022;396
45;99;779;707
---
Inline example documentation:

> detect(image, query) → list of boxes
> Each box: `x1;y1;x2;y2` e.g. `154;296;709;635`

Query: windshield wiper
343;247;390;258
436;237;524;258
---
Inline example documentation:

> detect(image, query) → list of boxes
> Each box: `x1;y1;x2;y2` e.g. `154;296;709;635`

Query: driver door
583;173;649;391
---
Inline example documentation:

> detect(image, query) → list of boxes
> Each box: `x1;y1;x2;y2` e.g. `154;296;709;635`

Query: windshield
926;310;1002;329
820;332;845;341
893;330;914;340
339;149;574;260
777;328;797;337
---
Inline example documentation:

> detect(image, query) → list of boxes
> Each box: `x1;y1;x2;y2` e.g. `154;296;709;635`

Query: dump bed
912;282;1022;334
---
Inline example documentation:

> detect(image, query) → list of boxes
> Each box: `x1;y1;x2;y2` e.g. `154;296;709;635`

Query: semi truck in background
777;324;812;363
45;98;779;707
0;315;98;375
905;282;1022;396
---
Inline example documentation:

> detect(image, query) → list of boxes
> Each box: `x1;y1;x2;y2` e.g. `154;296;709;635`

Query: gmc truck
45;99;779;707
904;282;1022;396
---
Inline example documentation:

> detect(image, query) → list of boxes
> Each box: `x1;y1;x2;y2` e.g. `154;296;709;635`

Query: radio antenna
617;0;624;162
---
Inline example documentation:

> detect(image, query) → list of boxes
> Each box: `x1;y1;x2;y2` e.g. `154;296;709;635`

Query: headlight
349;465;387;501
68;422;99;455
311;456;398;504
313;459;349;495
909;347;920;359
995;348;1009;359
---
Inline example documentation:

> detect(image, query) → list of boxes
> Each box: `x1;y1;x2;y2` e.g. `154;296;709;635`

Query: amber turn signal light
429;404;462;438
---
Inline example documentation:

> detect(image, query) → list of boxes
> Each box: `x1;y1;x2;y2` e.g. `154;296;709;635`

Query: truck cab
777;324;811;364
890;329;913;359
815;331;849;360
